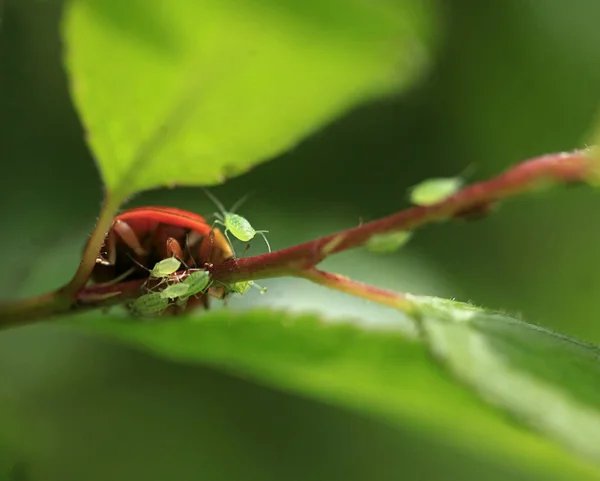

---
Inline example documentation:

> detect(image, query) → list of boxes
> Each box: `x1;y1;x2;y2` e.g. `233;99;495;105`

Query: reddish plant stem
0;148;598;327
299;268;417;314
210;149;598;283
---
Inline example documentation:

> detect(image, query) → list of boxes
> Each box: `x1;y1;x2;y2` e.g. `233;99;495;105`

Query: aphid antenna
459;162;479;181
126;253;188;273
203;187;253;215
126;253;152;274
202;188;228;216
229;192;253;214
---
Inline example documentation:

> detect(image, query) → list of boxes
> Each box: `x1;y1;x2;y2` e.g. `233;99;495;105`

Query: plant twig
298;268;416;314
210;148;599;283
0;148;597;327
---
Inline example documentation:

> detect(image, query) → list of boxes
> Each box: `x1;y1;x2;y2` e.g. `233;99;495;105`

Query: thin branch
298;268;416;315
0;148;598;327
210;148;599;283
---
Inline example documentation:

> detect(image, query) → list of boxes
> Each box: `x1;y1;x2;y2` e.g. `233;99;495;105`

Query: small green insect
159;282;191;300
366;231;413;254
170;270;212;307
128;255;182;291
204;189;271;255
178;269;211;298
128;292;170;317
409;177;464;206
229;280;267;295
150;257;181;278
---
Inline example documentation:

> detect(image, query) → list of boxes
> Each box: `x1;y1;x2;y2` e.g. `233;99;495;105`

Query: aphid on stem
203;188;271;256
128;292;170;318
230;280;267;295
128;254;182;291
159;282;190;300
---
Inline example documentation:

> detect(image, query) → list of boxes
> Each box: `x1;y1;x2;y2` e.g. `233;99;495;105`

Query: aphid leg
223;229;237;257
212;219;236;257
112;219;147;258
255;230;271;253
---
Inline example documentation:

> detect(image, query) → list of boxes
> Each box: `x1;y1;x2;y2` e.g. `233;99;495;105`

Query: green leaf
63;0;433;198
411;295;600;464
76;308;600;479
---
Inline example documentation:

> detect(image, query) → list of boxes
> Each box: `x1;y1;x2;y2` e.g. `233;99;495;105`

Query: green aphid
230;280;267;295
129;292;170;317
204;189;271;255
159;283;190;300
150;257;181;279
366;231;413;254
178;269;211;299
409;177;463;206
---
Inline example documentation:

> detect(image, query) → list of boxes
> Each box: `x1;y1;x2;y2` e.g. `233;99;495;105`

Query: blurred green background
2;0;600;479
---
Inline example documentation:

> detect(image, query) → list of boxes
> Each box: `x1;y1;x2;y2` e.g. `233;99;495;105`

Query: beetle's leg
92;267;137;288
112;219;147;258
78;290;123;303
185;231;203;267
95;228;117;266
207;227;215;264
163;238;189;287
165;237;186;264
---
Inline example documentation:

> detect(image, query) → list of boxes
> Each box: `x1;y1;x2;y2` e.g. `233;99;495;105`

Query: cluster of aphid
364;175;464;253
95;177;465;317
128;256;265;317
90;190;272;318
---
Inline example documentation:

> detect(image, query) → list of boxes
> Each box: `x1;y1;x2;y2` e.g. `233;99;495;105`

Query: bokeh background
2;0;600;479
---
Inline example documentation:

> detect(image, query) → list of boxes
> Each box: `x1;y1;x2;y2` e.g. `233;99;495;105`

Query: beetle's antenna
92;267;137;288
203;188;227;215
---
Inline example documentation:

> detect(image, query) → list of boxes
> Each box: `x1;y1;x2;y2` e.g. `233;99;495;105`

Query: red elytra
91;206;234;307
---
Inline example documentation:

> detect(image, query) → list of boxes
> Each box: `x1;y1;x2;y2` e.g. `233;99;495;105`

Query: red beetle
92;206;234;309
